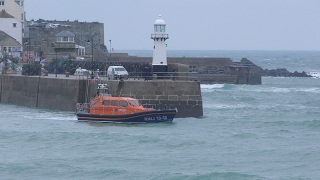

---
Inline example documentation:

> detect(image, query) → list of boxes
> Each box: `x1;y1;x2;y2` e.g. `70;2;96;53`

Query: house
0;0;26;38
0;30;22;58
0;0;25;22
0;0;26;60
0;10;22;44
51;31;77;59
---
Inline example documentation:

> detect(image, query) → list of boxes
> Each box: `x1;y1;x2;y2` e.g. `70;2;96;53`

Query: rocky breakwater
261;68;311;77
189;58;263;85
235;58;311;78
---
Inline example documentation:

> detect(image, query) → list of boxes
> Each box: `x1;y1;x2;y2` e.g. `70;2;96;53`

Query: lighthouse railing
151;34;169;39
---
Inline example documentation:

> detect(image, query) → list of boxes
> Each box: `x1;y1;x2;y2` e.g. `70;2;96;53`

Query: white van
107;66;129;80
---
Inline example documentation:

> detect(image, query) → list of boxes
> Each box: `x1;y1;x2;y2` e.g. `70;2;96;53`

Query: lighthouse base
152;65;168;79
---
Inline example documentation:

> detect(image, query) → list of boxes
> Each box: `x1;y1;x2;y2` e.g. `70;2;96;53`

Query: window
129;100;140;106
115;68;126;71
111;100;118;106
12;47;19;52
103;100;110;106
57;36;74;42
161;25;165;32
21;13;23;20
154;25;165;32
0;1;4;6
119;100;128;107
8;47;11;52
13;23;17;28
15;0;23;6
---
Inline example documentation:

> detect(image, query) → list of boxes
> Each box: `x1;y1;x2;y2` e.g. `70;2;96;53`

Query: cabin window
103;100;110;106
129;100;139;106
13;23;17;28
119;100;128;107
91;102;97;107
111;100;118;106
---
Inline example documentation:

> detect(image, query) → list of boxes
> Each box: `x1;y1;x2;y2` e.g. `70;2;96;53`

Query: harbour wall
108;56;261;84
0;74;203;118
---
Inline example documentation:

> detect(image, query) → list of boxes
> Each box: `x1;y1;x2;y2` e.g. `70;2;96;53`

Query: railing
76;103;90;113
151;34;169;39
81;71;194;81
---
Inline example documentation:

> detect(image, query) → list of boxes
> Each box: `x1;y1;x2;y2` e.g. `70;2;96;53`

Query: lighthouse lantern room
151;15;169;78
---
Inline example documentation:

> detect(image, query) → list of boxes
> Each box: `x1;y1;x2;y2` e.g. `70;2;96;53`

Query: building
0;30;22;58
28;19;109;61
0;0;25;60
0;10;22;44
0;0;26;38
0;10;23;59
0;0;25;22
52;31;76;59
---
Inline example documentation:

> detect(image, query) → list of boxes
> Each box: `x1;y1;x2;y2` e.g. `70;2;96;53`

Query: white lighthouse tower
151;15;169;78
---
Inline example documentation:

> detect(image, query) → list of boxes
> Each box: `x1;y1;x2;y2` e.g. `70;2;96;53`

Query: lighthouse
151;15;169;78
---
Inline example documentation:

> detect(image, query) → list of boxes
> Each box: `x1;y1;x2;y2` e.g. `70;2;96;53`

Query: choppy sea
1;50;320;180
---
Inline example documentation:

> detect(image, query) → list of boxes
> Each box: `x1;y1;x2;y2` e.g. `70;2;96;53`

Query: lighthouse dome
154;15;166;25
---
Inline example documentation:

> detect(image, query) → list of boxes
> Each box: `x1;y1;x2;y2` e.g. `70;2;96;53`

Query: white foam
201;84;225;89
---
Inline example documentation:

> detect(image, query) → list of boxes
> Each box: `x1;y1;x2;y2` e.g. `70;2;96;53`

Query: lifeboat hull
76;109;176;123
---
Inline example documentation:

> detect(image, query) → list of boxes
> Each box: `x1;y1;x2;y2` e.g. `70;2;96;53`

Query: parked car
45;23;58;28
76;57;84;61
74;68;91;76
28;21;38;27
37;22;48;27
60;24;71;27
107;66;129;80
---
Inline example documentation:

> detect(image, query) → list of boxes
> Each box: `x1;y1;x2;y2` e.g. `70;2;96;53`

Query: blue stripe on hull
77;110;176;123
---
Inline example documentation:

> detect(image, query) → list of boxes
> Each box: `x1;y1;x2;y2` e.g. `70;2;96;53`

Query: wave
243;87;320;94
158;172;264;180
303;119;320;129
261;119;320;129
201;84;225;89
201;84;236;92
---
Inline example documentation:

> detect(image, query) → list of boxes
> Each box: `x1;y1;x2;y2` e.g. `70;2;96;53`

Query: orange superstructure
89;95;154;116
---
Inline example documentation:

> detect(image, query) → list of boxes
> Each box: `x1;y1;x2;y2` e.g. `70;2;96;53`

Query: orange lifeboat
76;84;176;123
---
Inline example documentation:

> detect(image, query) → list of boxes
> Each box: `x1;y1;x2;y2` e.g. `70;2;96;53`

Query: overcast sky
25;0;320;51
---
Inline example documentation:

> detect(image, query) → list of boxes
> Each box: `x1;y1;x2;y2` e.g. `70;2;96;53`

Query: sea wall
0;75;84;111
0;74;203;118
108;56;261;84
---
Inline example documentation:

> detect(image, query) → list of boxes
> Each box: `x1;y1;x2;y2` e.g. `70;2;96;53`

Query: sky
25;0;320;51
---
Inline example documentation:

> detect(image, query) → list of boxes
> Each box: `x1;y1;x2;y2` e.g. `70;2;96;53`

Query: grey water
1;50;320;179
